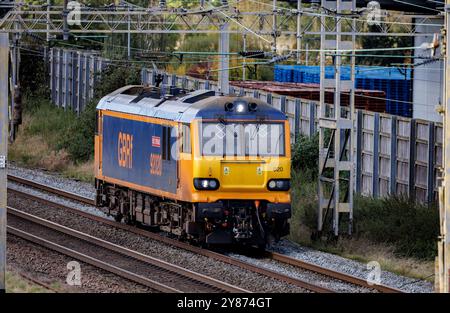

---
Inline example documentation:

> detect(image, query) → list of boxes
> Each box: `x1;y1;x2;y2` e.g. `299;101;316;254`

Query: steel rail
7;184;333;293
6;177;402;291
7;226;181;293
12;271;60;293
7;207;248;293
8;174;95;205
266;252;404;293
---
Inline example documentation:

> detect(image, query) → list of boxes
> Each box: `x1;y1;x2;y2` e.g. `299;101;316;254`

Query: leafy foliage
292;171;439;260
59;65;141;161
291;133;319;180
290;133;439;260
20;49;49;99
354;195;439;259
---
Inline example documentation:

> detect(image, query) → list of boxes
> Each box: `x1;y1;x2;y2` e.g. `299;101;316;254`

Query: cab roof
97;85;287;123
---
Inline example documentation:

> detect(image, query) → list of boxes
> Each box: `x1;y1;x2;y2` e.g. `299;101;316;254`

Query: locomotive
94;85;291;248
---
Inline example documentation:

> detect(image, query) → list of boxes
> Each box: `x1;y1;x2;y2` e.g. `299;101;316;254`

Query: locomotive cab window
182;124;191;154
199;122;285;157
162;126;174;161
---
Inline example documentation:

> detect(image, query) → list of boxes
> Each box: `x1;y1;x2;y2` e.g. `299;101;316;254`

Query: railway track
7;206;248;293
8;174;404;293
266;252;403;293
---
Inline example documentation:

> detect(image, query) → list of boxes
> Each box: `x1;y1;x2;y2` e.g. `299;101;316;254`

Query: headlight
267;179;290;191
194;178;220;190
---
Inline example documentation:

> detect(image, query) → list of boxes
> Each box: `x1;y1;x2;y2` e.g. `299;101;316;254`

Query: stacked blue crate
274;65;412;117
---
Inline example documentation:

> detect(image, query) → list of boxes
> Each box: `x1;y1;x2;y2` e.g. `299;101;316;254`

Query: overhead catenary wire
243;0;444;28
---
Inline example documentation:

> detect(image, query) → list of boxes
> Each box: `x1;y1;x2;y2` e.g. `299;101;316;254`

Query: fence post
140;67;146;85
92;56;99;94
309;102;316;136
64;50;70;110
409;119;417;198
373;113;380;197
84;54;90;105
280;96;286;113
58;49;63;107
428;122;436;203
266;93;272;105
390;116;398;195
77;53;83;114
356;110;363;194
294;99;301;140
150;70;156;86
71;51;77;112
50;49;56;104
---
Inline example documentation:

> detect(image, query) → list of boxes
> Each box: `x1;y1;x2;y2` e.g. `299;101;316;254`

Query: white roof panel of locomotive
96;85;216;123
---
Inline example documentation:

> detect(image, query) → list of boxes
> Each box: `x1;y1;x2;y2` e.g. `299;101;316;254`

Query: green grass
23;100;78;148
5;271;53;293
9;97;94;183
288;168;437;281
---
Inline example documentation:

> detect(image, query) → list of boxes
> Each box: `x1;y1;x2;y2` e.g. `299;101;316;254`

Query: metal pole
219;22;230;94
439;0;450;293
242;33;247;81
10;10;19;142
296;0;302;64
0;32;9;293
46;0;50;43
127;6;131;60
317;0;326;234
333;0;342;237
272;0;277;53
63;0;69;41
305;42;309;66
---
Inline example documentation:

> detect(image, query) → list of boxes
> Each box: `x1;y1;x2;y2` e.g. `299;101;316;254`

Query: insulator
159;0;166;9
238;50;266;58
221;0;228;6
267;53;292;64
310;0;321;9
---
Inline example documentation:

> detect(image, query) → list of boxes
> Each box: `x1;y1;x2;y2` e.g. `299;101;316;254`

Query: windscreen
200;122;285;157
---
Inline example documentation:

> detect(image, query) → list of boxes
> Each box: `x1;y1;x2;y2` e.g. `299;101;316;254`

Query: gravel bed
7;164;434;293
9;181;108;219
9;214;222;293
7;235;156;293
269;240;434;293
226;253;373;293
8;193;309;293
8;164;96;199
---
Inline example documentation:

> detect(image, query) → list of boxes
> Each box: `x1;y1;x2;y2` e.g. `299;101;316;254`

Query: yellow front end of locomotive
190;120;291;204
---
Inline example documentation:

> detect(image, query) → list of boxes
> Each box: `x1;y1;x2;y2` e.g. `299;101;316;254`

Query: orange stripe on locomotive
95;108;291;206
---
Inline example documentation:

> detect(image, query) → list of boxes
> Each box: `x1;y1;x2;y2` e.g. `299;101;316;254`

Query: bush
290;166;439;260
291;133;319;180
59;65;141;162
354;195;439;260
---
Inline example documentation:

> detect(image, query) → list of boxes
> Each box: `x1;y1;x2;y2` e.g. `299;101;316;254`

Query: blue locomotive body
101;115;178;194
